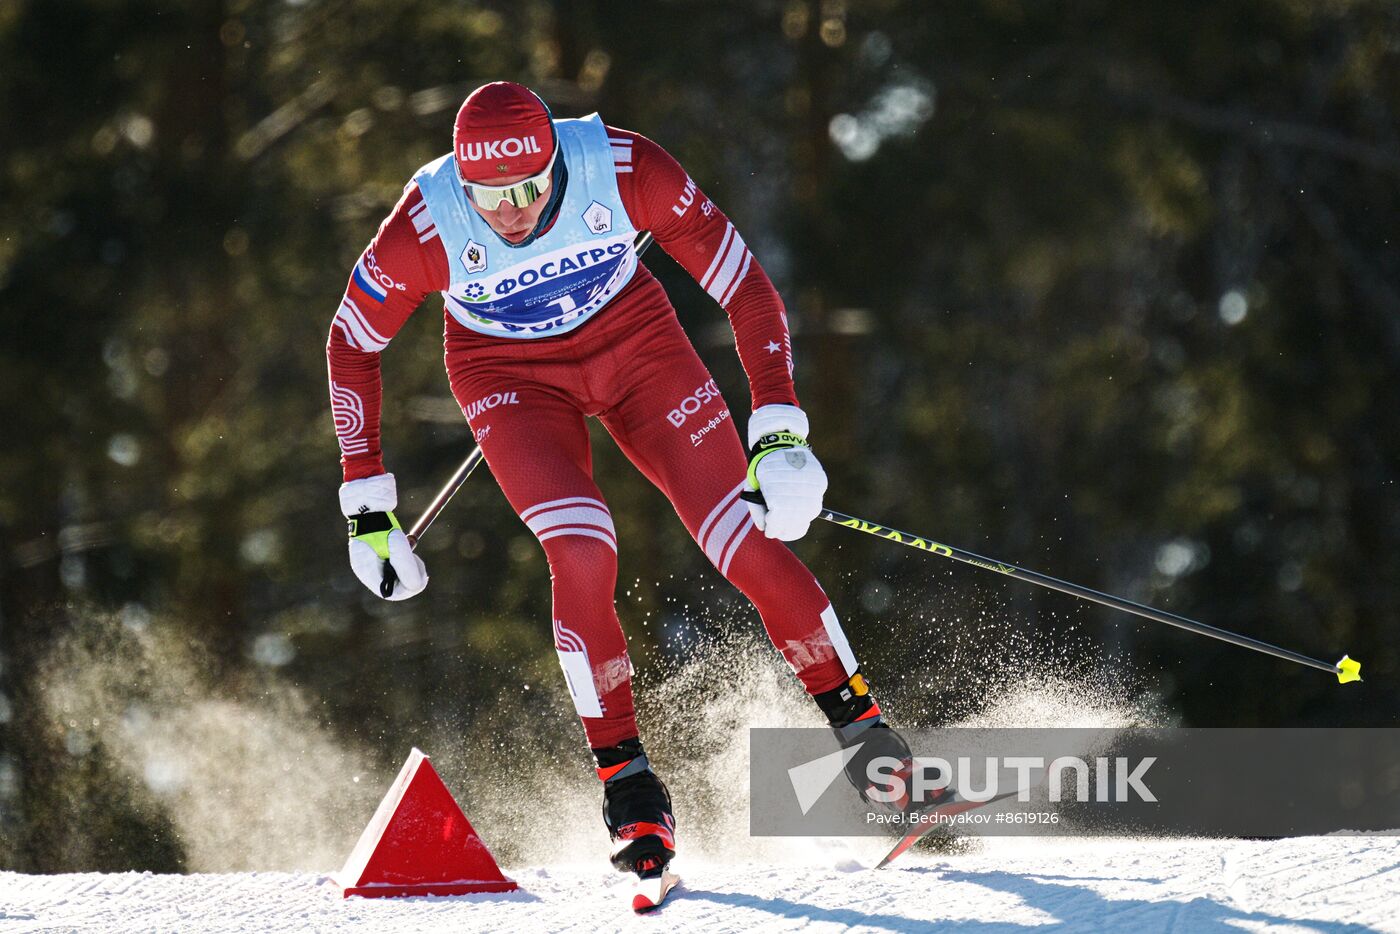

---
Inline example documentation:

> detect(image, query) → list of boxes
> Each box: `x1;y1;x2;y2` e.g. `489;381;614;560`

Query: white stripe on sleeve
702;225;748;304
334;302;388;353
700;223;736;294
719;248;753;307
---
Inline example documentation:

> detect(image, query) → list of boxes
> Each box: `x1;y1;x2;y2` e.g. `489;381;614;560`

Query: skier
327;82;911;891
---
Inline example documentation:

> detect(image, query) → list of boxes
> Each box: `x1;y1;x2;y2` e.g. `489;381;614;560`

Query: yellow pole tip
1336;655;1361;684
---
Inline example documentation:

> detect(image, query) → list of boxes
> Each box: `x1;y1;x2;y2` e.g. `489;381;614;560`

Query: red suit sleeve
327;182;448;483
609;127;798;410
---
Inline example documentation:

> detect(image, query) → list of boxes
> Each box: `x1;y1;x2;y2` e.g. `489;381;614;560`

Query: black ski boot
595;737;676;877
814;672;940;813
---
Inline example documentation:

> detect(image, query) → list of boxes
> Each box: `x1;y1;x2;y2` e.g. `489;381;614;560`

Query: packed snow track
2;835;1396;932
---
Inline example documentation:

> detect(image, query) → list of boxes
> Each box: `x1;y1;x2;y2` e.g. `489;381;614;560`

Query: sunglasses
461;142;559;211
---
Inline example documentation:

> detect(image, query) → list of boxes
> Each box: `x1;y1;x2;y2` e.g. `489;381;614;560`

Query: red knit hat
453;82;555;183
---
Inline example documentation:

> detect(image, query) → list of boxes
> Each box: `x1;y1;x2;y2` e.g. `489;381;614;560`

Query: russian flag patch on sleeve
352;252;390;303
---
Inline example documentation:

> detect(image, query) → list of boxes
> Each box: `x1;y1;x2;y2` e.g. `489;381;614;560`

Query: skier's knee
542;534;618;591
717;531;807;601
521;496;619;581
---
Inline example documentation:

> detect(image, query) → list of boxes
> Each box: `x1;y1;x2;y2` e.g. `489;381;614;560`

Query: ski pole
739;493;1360;684
404;446;486;550
378;232;656;597
379;445;486;597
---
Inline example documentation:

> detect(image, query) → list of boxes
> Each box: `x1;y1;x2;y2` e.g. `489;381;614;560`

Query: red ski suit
328;127;855;748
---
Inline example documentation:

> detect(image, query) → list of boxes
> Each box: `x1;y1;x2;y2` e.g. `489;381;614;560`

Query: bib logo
478;242;632;300
462;239;488;274
583;200;613;234
441;234;640;338
666;379;722;426
458;136;545;161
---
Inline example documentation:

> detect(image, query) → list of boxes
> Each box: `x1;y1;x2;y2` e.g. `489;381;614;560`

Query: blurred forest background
2;0;1398;873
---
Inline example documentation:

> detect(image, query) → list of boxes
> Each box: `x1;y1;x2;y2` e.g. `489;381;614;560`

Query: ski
631;866;680;913
875;788;1021;869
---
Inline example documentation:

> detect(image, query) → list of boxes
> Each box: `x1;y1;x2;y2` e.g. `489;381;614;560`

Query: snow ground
17;625;1398;930
2;835;1397;933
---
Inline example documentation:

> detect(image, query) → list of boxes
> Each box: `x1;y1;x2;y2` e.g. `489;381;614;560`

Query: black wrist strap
748;430;809;459
347;511;394;537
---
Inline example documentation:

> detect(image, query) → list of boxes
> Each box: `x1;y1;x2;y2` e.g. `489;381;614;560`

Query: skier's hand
744;404;828;541
340;473;428;601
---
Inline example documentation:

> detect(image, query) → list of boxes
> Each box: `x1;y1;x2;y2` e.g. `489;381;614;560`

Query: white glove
745;404;828;541
340;473;428;601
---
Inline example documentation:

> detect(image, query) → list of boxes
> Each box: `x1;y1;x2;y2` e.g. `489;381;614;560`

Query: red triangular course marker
338;747;518;898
